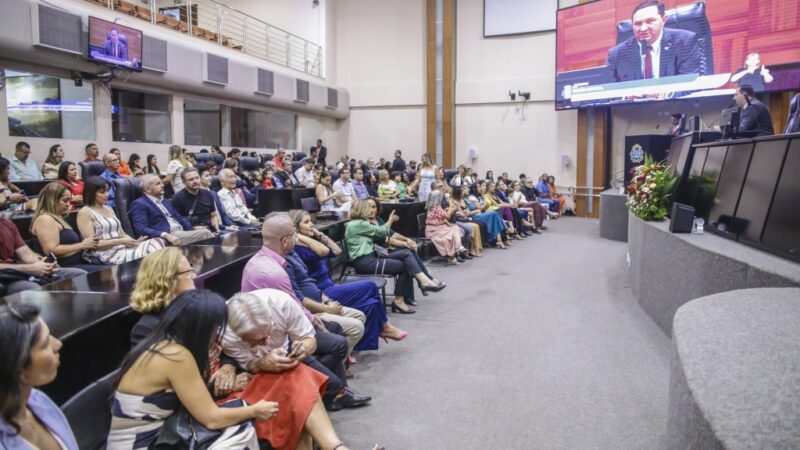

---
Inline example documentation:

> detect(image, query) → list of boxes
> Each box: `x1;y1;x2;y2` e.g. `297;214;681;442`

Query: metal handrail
87;0;324;78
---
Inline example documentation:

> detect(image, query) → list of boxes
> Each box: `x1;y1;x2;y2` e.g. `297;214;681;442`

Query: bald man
241;213;372;411
129;174;214;246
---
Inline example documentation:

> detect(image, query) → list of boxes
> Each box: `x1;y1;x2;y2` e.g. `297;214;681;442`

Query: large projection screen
484;0;557;37
555;0;800;110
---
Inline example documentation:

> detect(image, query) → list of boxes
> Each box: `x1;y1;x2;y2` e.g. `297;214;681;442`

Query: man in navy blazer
129;174;214;246
605;1;703;83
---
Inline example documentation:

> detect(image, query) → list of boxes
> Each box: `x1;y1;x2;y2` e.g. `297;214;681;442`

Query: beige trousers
173;228;215;245
318;306;366;356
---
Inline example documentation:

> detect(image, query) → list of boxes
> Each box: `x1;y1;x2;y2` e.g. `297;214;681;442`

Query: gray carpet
330;218;671;450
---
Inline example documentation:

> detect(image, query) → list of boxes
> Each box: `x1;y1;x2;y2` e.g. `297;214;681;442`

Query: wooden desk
41;245;258;298
2;291;137;405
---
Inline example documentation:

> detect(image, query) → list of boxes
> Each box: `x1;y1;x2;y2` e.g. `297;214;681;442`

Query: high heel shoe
380;330;408;342
417;280;429;296
420;282;446;294
391;302;416;314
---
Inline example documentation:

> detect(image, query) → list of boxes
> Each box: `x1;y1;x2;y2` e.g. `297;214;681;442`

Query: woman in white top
76;176;164;264
164;145;191;193
316;171;346;211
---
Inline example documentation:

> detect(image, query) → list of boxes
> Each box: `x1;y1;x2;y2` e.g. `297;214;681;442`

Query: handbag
81;252;106;265
149;399;249;450
374;245;390;258
0;268;47;284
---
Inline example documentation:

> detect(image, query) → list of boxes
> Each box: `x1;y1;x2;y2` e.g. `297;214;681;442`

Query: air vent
295;79;309;103
256;68;274;95
326;88;338;109
203;53;228;85
31;3;82;55
142;36;168;72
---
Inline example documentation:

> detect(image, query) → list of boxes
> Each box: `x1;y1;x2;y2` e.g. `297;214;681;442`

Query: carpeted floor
330;217;672;450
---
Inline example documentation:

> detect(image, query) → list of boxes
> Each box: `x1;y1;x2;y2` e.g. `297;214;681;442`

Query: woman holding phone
345;199;445;314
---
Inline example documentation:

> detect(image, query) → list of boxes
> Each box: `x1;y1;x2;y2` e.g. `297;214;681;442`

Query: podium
623;134;673;186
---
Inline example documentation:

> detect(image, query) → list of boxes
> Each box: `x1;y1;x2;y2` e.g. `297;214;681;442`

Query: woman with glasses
0;303;78;449
108;290;271;449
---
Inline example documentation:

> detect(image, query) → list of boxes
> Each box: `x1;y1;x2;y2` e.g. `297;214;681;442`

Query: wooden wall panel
576;109;589;217
426;0;436;159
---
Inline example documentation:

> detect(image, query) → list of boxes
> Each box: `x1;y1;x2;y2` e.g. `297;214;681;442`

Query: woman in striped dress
76;176;164;264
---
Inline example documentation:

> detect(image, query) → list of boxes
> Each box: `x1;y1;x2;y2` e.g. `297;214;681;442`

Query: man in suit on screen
605;0;703;83
103;28;128;60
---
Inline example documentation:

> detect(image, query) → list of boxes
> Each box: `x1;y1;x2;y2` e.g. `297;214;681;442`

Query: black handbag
149;399;249;450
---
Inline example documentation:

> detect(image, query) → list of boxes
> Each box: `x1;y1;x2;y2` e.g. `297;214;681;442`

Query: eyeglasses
176;268;196;277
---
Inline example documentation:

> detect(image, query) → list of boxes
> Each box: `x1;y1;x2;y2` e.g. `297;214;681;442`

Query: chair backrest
195;152;224;166
301;196;321;212
785;93;800;134
61;369;118;450
260;154;274;165
416;212;427;236
443;168;458;182
113;177;143;237
291;161;304;173
79;161;106;179
209;175;222;192
293;151;307;161
405;169;416;182
616;1;713;74
329;170;340;183
239;156;261;172
330;240;350;278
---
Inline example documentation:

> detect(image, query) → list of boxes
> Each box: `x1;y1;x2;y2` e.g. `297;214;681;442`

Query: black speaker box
670;203;695;233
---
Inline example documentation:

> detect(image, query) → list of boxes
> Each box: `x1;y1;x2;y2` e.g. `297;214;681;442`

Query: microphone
654;123;661;131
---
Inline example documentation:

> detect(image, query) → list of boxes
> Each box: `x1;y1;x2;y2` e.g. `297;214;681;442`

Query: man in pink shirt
241;213;372;411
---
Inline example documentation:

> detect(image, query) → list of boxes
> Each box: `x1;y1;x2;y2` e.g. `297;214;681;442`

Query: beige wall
456;0;578;186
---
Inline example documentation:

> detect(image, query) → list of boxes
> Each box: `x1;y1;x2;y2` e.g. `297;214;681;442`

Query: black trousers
303;322;348;405
352;249;422;301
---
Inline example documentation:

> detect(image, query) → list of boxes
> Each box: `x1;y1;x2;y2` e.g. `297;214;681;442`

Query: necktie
644;46;653;79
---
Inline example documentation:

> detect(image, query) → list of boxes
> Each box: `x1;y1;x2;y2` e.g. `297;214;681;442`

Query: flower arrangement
625;155;676;221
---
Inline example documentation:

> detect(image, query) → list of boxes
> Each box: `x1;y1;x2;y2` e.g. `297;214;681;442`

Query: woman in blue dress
466;182;509;248
289;211;408;351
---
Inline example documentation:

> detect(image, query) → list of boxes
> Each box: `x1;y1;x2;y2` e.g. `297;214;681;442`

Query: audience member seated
84;143;99;163
434;167;452;195
346;199;445;314
241;213;372;412
0;157;37;214
108;149;130;177
393;172;410;199
449;186;484;257
536;173;560;214
57;161;84;207
466;182;509;248
272;149;287;170
164;145;192;193
127;153;143;177
0;217;85;294
128;247;196;344
291;210;407;350
294;157;316;188
332;167;356;208
509;180;544;232
99;153;123;208
273;154;299;188
10;141;43;182
129;174;214;246
484;181;523;239
350;168;370;200
30;182;108;272
0;303;79;449
107;290;269;449
377;170;399;200
145;154;161;176
198;165;238;231
172;167;221;233
424;189;467;265
218;168;260;228
224;291;381;450
520;177;548;228
494;180;533;236
317;172;347;212
76;176;164;265
448;165;471;189
41;144;65;179
548;175;571;214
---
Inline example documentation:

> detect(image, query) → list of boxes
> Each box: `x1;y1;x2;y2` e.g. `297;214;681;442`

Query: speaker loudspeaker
468;148;477;160
669;203;695;233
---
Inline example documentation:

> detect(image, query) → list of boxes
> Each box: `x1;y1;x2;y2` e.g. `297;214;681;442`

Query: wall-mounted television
87;17;142;70
555;0;800;110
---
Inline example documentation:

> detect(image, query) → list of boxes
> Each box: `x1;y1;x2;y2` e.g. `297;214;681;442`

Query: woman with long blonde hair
164;145;191;192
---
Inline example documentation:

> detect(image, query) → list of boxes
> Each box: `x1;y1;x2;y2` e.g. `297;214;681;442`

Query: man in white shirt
10;142;44;181
294;158;316;188
218;168;260;227
332;168;356;211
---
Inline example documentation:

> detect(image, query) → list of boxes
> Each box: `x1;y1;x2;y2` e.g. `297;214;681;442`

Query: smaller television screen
761;138;800;261
707;142;754;235
88;17;142;70
733;138;789;244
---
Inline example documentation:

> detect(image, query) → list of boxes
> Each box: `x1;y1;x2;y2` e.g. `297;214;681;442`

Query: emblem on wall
629;143;644;164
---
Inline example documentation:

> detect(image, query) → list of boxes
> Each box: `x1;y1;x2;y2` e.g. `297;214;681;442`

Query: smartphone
44;252;57;263
288;343;303;358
